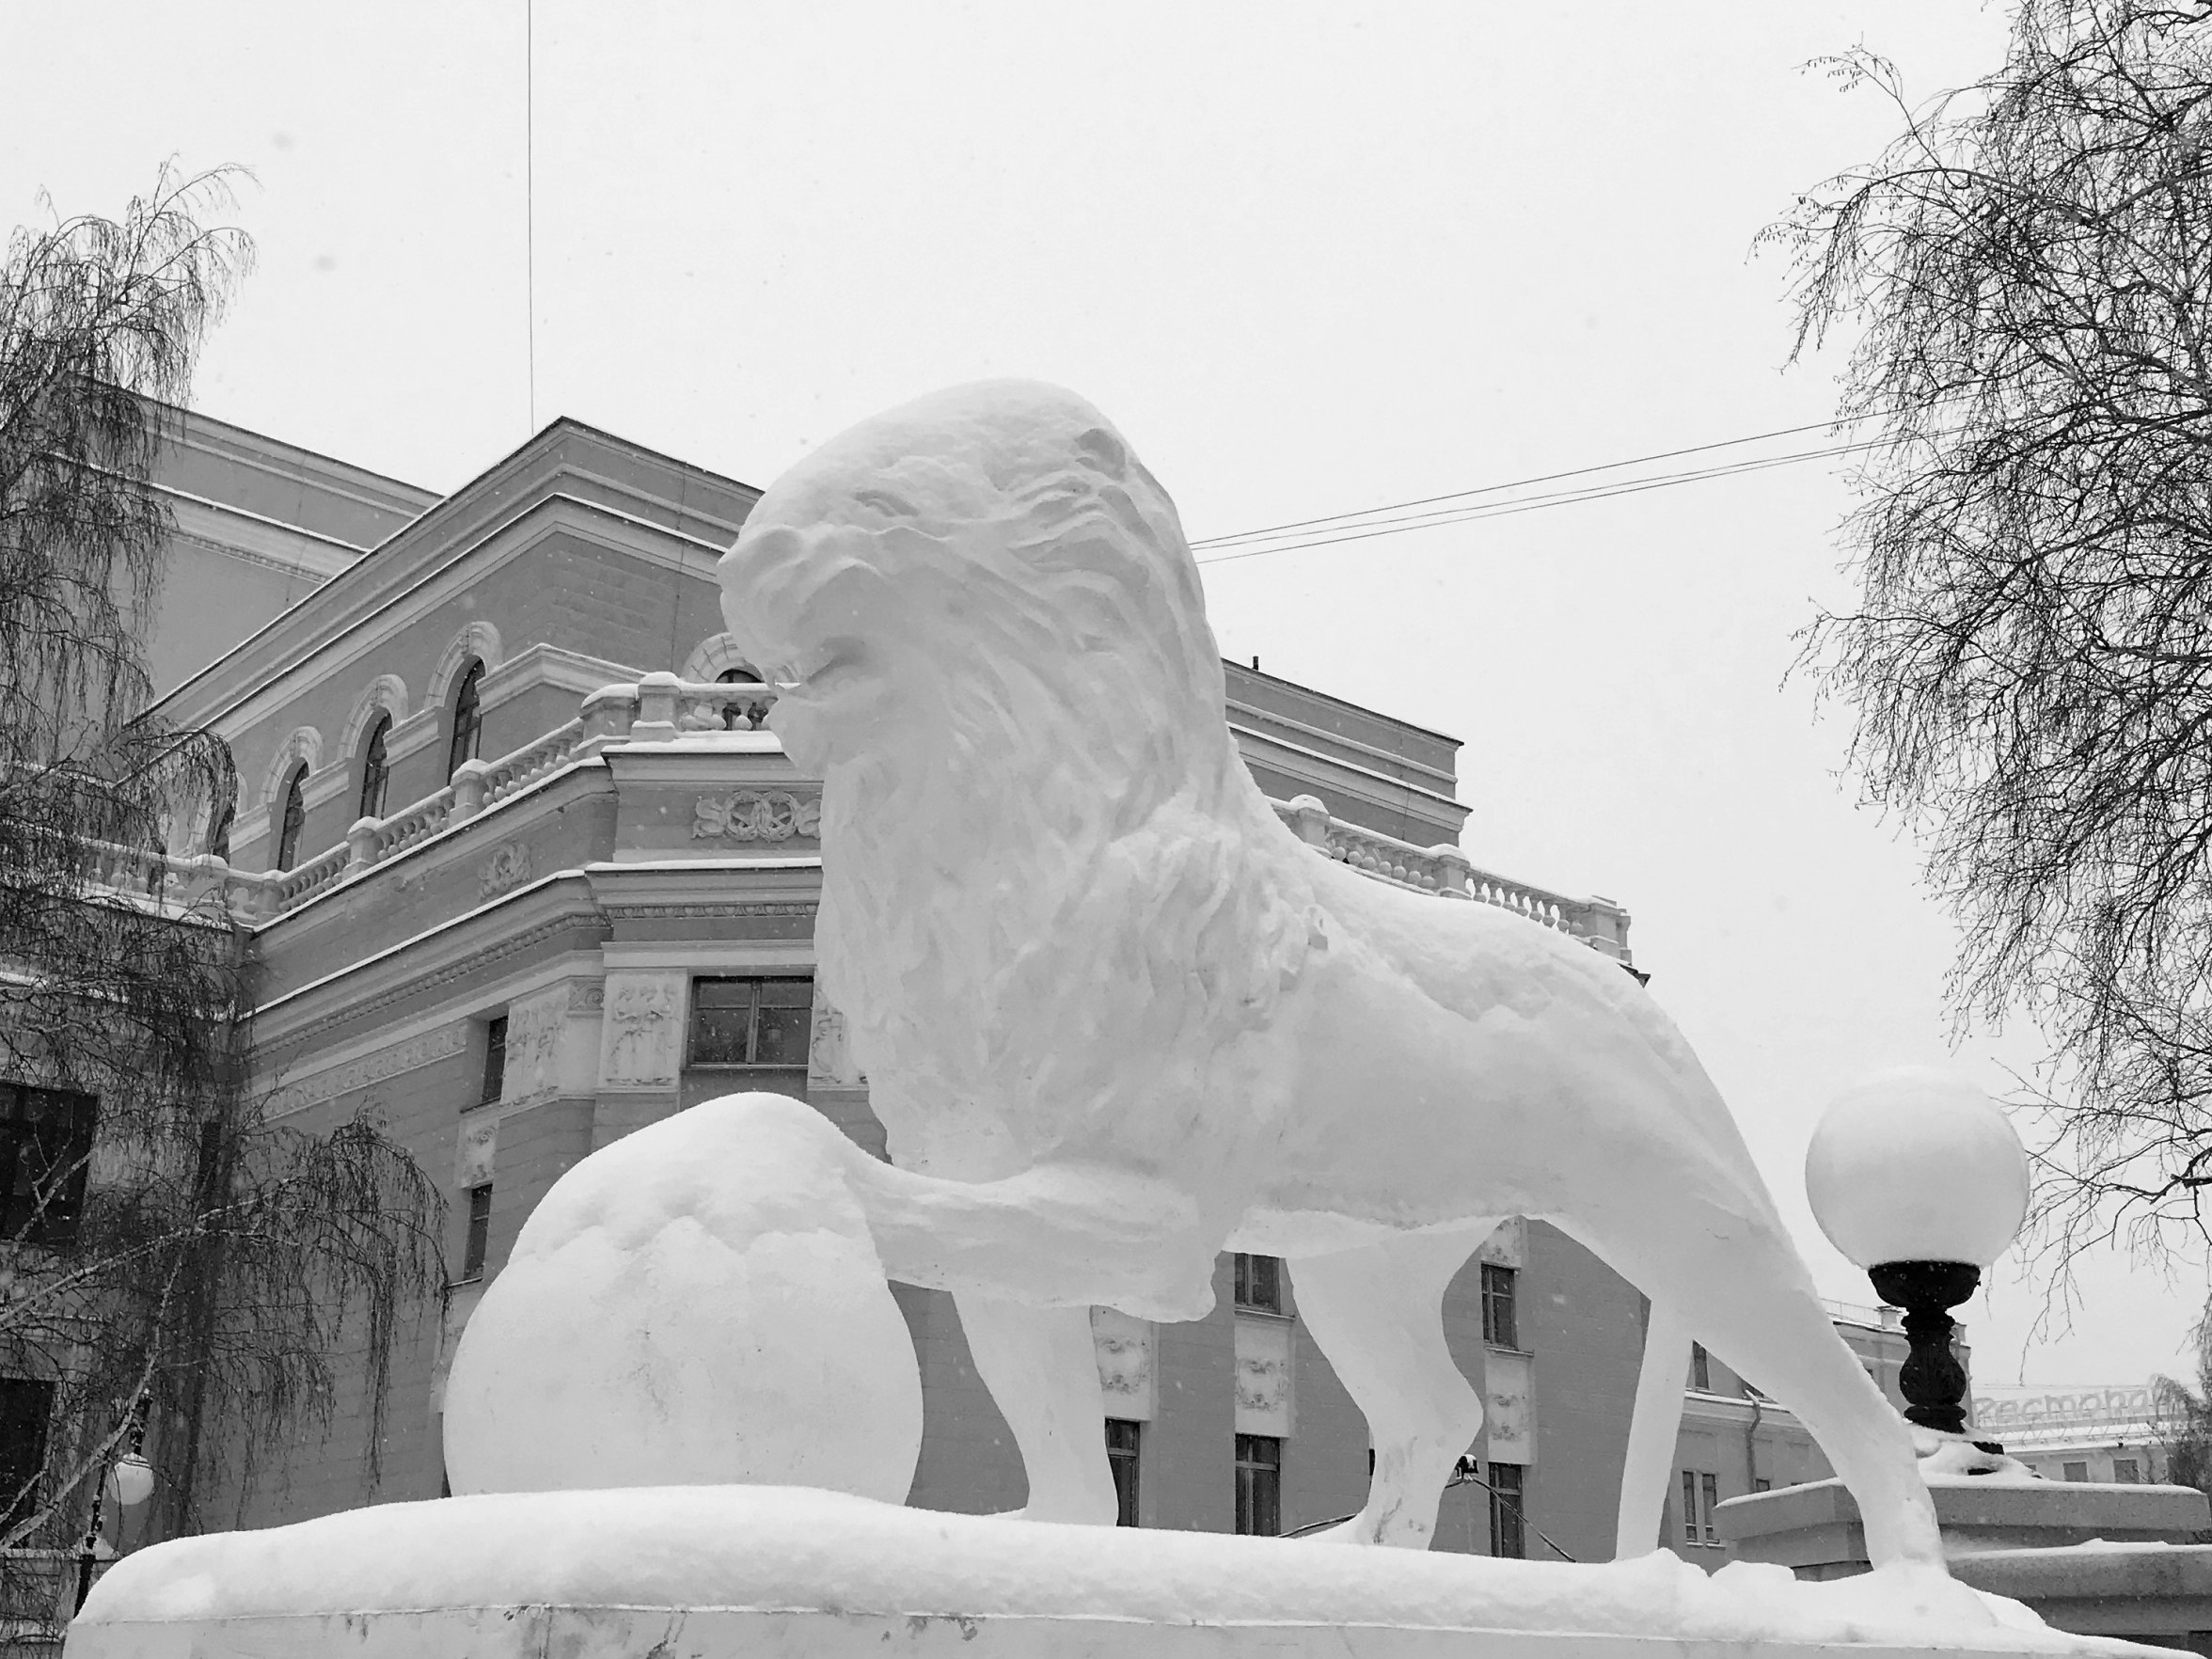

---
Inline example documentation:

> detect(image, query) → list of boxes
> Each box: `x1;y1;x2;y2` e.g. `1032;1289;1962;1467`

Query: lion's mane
728;383;1319;1184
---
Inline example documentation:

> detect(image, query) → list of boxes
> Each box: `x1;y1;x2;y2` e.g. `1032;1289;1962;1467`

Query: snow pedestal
62;1485;2172;1659
1948;1545;2212;1651
1720;1477;2212;1649
1719;1477;2210;1579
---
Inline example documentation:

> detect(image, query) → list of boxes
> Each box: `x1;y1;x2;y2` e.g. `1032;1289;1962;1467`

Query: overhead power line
1193;435;1892;567
1186;406;1950;569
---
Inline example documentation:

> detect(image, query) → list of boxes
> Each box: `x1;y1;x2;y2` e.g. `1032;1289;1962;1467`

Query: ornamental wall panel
1092;1308;1157;1422
598;970;687;1091
1233;1317;1294;1437
807;993;863;1089
1482;1348;1535;1465
501;982;571;1104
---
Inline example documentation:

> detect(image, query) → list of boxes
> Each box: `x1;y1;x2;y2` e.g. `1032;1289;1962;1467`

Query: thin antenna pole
526;0;536;433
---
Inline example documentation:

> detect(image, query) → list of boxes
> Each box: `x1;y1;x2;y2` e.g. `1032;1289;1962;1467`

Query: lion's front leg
845;1154;1220;1322
957;1293;1121;1525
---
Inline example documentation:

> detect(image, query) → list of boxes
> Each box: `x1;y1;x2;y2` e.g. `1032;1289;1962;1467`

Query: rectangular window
0;1084;95;1245
2062;1461;2089;1483
1753;1477;1772;1493
0;1378;53;1529
1234;1433;1281;1536
1487;1461;1526;1558
1480;1264;1518;1349
462;1183;493;1281
1681;1469;1721;1545
2113;1457;2141;1484
1690;1342;1712;1392
1232;1253;1281;1314
689;978;814;1069
1105;1418;1141;1526
481;1016;508;1105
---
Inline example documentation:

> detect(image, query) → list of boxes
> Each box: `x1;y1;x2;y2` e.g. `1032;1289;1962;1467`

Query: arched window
357;714;392;821
276;765;308;872
447;660;484;782
717;664;763;730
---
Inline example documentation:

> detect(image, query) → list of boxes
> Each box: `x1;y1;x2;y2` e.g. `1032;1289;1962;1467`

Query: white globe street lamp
1805;1066;2030;1439
104;1452;154;1510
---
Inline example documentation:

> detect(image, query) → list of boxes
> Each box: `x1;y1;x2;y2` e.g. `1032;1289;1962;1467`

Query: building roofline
1224;660;1462;752
151;415;765;723
166;400;440;512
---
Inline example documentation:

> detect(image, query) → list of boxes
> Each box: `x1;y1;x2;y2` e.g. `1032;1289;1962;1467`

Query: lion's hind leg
1288;1224;1498;1547
1556;1198;1945;1572
1615;1298;1693;1559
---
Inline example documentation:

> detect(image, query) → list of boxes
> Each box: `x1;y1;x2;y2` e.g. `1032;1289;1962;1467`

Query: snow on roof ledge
71;1486;2128;1657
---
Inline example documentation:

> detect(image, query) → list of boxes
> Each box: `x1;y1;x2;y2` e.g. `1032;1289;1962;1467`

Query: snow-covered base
66;1487;2161;1659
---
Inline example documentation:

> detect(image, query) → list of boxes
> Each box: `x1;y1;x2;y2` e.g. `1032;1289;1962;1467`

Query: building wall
1517;1223;1646;1563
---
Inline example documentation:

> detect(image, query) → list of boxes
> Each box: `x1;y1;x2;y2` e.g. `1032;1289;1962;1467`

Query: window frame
687;976;814;1070
275;763;308;872
1487;1460;1526;1558
461;1183;493;1282
1480;1263;1518;1349
481;1015;509;1106
1233;1432;1281;1537
1679;1469;1721;1545
447;660;484;782
1690;1342;1712;1392
0;1083;96;1247
0;1377;54;1531
357;713;392;822
1104;1417;1141;1526
1232;1253;1282;1314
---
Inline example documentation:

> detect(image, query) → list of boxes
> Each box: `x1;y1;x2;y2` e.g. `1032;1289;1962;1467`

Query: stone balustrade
61;679;1629;964
1272;795;1633;960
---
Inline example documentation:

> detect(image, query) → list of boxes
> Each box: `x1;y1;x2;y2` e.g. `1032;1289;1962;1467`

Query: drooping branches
0;171;442;1627
1775;3;2212;1259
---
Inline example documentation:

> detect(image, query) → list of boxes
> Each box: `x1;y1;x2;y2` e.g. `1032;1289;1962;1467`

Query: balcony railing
67;672;1631;960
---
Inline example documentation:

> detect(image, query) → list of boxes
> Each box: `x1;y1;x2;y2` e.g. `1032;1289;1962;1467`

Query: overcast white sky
4;3;2196;1389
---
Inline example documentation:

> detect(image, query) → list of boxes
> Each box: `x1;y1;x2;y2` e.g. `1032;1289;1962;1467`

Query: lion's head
717;383;1314;1178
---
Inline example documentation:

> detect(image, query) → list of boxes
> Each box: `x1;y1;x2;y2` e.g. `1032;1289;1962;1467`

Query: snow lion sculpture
715;381;1944;1569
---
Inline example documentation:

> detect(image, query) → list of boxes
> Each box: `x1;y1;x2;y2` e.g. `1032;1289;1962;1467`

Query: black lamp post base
1867;1259;1985;1440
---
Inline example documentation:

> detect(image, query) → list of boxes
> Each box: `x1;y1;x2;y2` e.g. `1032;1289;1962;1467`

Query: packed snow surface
76;1486;2074;1648
440;1093;921;1500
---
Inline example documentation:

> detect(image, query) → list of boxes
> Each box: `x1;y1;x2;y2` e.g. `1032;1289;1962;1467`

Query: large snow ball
442;1091;922;1501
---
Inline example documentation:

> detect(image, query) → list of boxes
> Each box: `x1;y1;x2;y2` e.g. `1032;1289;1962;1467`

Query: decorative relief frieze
1477;1217;1526;1271
1233;1317;1294;1436
502;983;568;1103
267;1023;469;1118
807;994;864;1088
691;791;821;843
568;980;606;1014
596;902;817;924
1092;1307;1156;1422
478;842;532;899
455;1113;498;1187
598;970;686;1090
1483;1348;1535;1465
